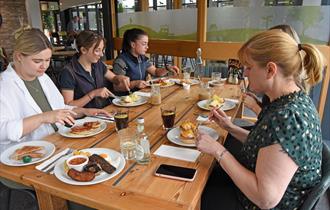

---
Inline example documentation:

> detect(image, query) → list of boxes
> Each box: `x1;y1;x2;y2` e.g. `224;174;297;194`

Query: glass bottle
135;117;150;164
195;48;204;79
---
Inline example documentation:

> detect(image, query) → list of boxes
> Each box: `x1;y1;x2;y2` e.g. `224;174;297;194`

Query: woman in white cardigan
0;27;109;151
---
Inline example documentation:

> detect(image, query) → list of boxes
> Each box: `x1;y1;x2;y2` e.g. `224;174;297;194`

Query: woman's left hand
196;131;223;156
83;108;111;117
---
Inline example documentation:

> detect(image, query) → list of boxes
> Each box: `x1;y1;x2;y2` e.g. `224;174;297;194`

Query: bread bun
180;121;197;144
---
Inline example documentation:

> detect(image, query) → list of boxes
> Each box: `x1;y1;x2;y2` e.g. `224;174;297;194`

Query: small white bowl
66;155;89;172
182;83;191;90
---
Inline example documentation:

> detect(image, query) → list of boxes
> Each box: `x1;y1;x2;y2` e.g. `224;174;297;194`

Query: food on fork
121;93;140;103
70;121;101;135
206;95;225;109
180;121;197;144
11;145;45;160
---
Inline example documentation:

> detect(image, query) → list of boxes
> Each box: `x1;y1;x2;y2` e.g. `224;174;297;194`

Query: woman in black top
59;30;130;108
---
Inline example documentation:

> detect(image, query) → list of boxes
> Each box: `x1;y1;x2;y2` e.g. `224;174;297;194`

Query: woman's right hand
90;87;112;98
209;108;234;131
133;80;148;89
42;109;76;126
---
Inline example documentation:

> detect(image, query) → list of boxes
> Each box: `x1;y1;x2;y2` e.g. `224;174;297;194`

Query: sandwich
180;121;197;144
206;95;225;109
11;145;44;160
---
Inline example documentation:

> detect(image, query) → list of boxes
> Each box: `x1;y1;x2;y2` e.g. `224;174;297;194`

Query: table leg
35;189;68;210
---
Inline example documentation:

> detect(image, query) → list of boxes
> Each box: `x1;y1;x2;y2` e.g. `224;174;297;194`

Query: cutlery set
37;148;73;174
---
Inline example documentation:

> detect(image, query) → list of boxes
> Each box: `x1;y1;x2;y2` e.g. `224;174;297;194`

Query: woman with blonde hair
0;27;109;149
197;30;324;209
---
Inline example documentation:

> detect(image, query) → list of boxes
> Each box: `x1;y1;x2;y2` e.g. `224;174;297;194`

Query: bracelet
87;94;92;100
215;149;228;163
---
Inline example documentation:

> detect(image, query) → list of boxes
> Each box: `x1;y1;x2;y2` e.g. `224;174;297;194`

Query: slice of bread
11;146;44;160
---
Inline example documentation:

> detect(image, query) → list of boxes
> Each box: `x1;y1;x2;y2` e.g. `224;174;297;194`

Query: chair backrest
300;142;330;210
319;66;329;122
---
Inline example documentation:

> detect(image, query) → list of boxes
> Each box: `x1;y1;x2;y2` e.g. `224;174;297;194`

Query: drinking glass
160;105;176;130
183;67;191;80
114;108;129;131
211;72;221;82
118;127;137;160
150;84;161;105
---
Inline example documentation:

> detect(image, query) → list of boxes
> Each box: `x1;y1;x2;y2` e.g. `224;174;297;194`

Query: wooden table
0;81;242;210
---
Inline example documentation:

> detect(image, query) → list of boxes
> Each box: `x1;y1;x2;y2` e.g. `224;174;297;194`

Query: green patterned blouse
238;91;322;210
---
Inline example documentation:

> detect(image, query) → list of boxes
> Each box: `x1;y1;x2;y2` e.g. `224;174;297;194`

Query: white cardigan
0;64;72;146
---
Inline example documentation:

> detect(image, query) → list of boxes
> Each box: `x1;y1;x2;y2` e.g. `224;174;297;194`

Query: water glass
211;72;221;82
150;84;161;105
183;67;191;80
118;127;137;160
160;105;176;130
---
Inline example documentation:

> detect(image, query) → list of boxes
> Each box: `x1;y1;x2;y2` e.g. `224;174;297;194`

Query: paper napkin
154;145;201;162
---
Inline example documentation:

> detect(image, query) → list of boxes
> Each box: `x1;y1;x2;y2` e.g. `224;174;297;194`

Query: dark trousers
201;128;252;210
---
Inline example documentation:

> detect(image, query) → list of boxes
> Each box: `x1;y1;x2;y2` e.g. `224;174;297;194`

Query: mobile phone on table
154;164;197;182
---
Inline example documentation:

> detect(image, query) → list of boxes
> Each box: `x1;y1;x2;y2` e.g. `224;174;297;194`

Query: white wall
25;0;42;29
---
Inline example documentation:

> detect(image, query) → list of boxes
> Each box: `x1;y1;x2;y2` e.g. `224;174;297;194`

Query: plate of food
172;78;200;86
148;78;175;88
167;121;219;147
112;93;148;107
54;148;125;185
197;95;236;111
58;118;107;138
208;78;227;86
0;141;55;166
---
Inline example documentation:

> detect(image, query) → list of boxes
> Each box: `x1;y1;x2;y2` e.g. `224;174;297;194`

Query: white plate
197;99;236;111
112;96;148;107
172;78;200;86
0;141;55;166
54;148;125;186
208;79;226;86
167;126;219;147
58;118;107;138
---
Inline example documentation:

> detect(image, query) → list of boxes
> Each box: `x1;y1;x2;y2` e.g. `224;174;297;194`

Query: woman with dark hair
59;30;130;108
113;28;180;90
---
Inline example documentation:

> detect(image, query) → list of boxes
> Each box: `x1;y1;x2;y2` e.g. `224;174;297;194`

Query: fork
42;148;73;173
109;92;121;100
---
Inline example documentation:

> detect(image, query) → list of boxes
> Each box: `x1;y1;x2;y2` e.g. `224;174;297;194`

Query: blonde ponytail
300;43;324;87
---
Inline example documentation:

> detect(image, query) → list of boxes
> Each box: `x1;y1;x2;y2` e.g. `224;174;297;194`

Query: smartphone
155;164;197;182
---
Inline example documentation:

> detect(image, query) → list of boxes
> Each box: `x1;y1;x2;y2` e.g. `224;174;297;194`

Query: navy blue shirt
113;51;152;81
58;54;110;108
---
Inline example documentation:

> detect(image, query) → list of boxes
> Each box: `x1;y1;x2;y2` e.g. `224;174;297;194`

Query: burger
180;121;197;144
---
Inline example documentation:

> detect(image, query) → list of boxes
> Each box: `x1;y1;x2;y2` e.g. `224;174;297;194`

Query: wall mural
118;6;330;44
